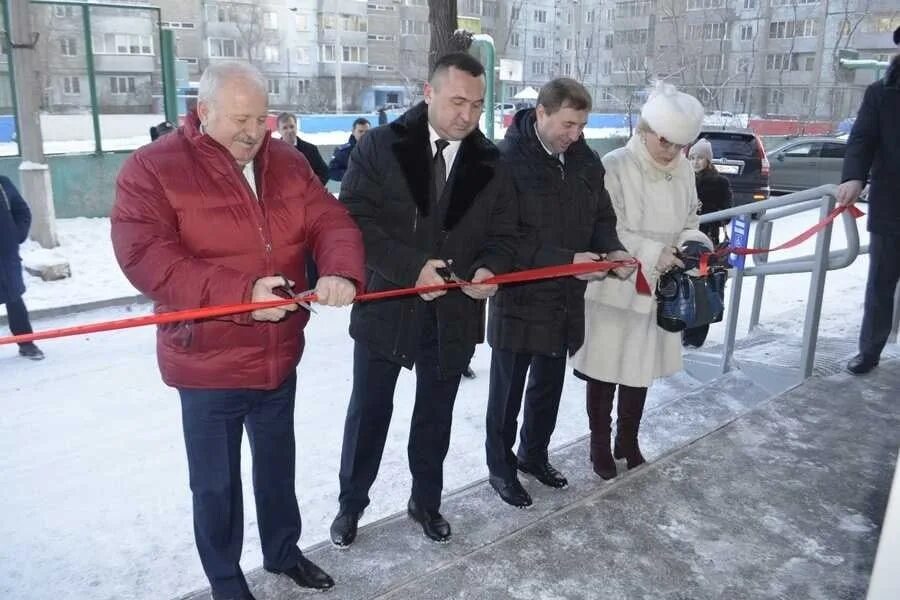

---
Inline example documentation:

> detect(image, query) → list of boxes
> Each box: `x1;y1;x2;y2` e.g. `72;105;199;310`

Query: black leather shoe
407;499;451;543
264;555;334;591
517;459;568;489
18;342;44;360
847;353;879;375
330;508;362;548
489;475;532;508
462;366;476;379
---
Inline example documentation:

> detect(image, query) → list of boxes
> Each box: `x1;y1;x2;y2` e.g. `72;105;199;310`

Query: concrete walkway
182;356;899;600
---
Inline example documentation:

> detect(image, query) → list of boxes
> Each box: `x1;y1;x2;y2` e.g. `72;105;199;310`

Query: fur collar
390;102;499;230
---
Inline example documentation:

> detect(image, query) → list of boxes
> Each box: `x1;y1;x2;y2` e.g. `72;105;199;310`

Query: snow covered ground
0;208;876;600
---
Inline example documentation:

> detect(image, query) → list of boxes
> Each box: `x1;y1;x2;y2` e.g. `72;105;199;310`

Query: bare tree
428;0;458;73
233;4;276;66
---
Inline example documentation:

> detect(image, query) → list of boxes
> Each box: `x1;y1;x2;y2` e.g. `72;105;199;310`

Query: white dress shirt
428;123;463;179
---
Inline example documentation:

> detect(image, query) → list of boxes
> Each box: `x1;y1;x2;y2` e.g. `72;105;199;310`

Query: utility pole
8;0;59;248
335;36;343;112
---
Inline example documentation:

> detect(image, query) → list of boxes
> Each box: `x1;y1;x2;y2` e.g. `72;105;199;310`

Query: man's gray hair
198;61;267;105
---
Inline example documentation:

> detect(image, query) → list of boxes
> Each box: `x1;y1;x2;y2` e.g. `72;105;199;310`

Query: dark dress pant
860;232;900;358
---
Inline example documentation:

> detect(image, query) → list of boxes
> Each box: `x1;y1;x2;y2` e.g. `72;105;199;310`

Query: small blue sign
729;215;750;270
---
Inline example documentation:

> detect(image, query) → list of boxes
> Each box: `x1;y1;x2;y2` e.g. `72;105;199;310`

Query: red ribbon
1;204;864;347
0;258;649;346
698;204;864;276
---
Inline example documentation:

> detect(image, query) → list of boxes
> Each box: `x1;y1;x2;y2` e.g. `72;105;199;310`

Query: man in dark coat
329;52;519;547
328;117;370;181
276;112;329;185
112;61;364;600
485;79;631;507
838;51;900;375
0;176;43;360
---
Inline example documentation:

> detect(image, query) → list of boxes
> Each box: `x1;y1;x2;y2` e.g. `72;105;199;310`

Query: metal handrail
698;185;861;380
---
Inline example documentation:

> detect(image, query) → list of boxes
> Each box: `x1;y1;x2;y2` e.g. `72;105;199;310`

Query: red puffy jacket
112;112;365;390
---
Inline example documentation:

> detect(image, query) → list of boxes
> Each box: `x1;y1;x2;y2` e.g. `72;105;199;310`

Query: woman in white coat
571;83;712;480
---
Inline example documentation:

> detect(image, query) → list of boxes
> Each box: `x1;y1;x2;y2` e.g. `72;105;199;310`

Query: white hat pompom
640;81;705;146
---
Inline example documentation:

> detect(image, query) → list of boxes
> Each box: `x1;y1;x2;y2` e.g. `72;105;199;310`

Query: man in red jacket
111;61;364;600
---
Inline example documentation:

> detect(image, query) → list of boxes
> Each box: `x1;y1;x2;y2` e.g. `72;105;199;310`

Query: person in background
149;120;175;141
682;138;733;349
0;176;43;361
112;61;365;600
838;38;900;376
277;112;329;186
571;82;712;481
377;106;388;126
688;138;732;246
485;78;631;509
328;117;371;182
329;52;518;548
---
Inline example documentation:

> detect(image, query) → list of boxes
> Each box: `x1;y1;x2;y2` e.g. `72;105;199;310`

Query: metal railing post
798;194;836;379
81;3;102;153
161;29;178;124
720;266;744;374
471;34;495;141
748;220;773;331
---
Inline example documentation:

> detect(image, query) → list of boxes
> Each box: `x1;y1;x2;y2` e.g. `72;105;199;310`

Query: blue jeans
178;373;302;599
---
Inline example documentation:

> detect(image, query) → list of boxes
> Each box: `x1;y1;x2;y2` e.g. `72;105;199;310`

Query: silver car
768;136;848;194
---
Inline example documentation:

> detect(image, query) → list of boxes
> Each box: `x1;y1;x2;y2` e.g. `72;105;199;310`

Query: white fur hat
640;82;705;146
688;138;714;160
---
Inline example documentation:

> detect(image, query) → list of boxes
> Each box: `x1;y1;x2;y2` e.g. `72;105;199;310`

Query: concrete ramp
181;358;899;599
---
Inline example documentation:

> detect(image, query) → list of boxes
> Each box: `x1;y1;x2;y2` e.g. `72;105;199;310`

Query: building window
510;32;520;48
533;10;547;23
801;89;811;105
60;37;77;56
586;9;595;23
766;53;799;71
804;56;815;71
740;25;753;40
62;76;80;95
769;20;817;39
343;46;367;63
565;38;573;51
770;88;784;105
93;34;153;55
584;62;592;75
703;54;723;70
264;11;278;30
267;79;280;96
615;29;649;45
161;21;196;29
564;63;572;76
264;46;280;63
343;15;367;32
295;14;310;31
533;35;546;50
459;0;482;16
743;0;756;8
688;22;726;40
53;5;76;17
687;0;723;9
734;88;747;104
296;47;311;64
602;61;612;75
401;19;428;35
483;1;497;17
320;14;339;30
511;7;520;20
298;79;311;94
320;44;337;62
110;76;136;95
737;57;752;72
209;38;241;58
616;1;653;18
531;61;545;75
206;4;235;23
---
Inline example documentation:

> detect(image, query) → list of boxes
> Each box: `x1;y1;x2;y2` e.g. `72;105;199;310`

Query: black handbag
656;267;728;333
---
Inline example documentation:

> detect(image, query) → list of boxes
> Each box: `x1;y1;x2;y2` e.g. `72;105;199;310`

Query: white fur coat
570;135;712;387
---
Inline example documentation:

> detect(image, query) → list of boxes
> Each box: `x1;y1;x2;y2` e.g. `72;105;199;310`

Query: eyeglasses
651;131;685;151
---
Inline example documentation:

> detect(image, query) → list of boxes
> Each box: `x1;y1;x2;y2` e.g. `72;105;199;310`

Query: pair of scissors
272;274;316;313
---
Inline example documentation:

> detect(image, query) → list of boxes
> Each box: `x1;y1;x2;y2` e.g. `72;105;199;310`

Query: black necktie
433;139;449;202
